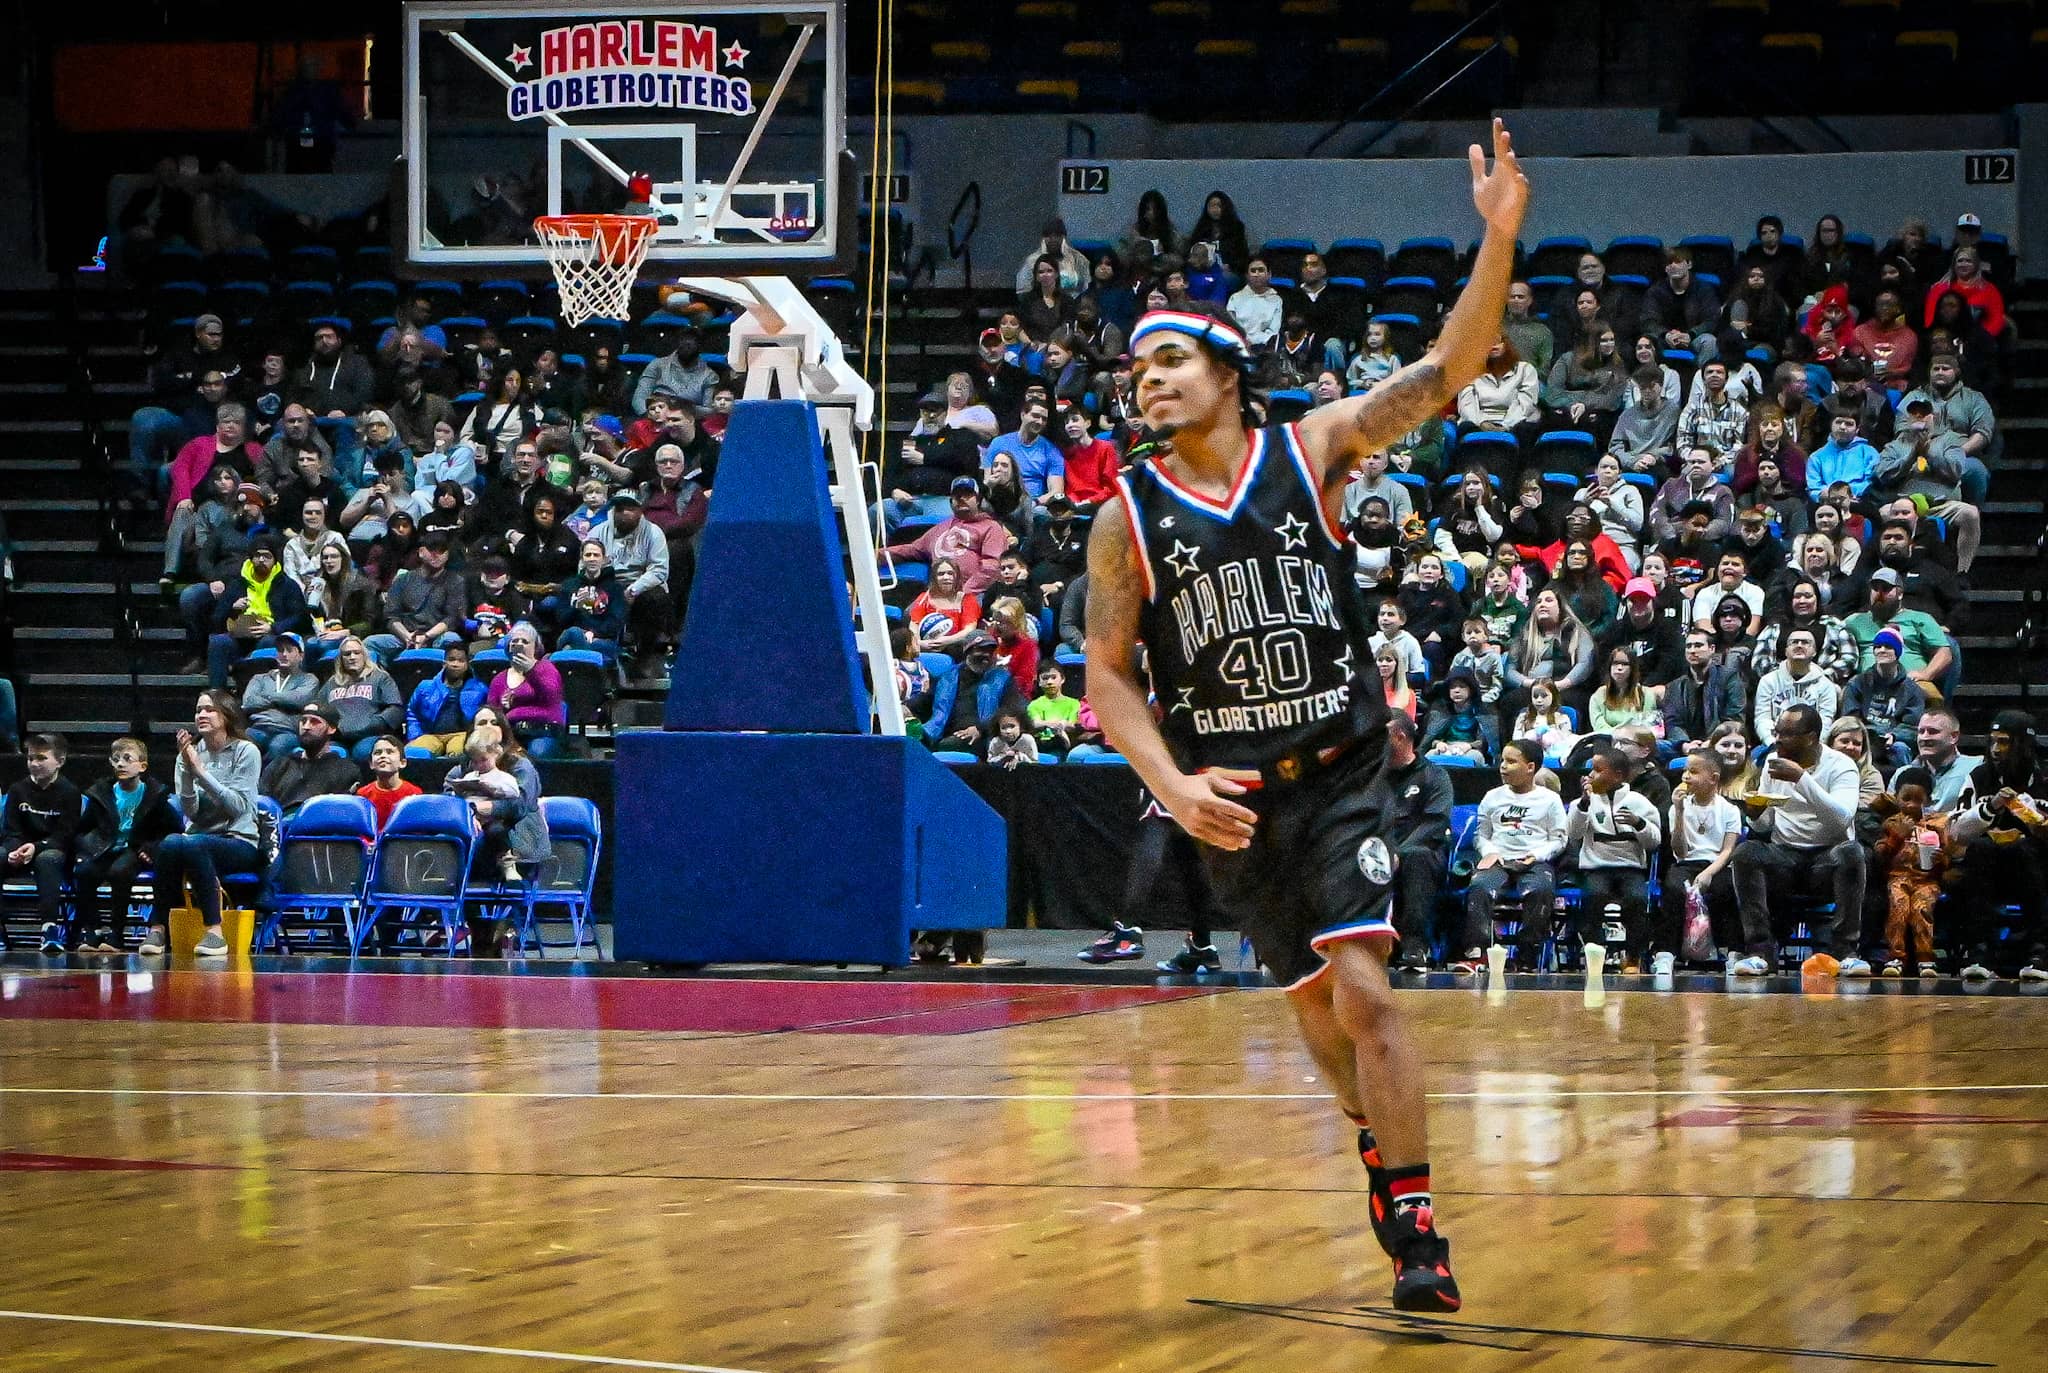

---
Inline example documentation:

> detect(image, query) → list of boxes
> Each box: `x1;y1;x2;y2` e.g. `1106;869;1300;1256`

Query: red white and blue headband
1130;310;1254;373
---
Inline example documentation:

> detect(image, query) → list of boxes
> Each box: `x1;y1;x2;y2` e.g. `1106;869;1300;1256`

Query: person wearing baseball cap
240;631;318;762
1844;564;1952;694
881;471;1008;594
925;629;1028;760
878;388;984;535
256;698;362;816
1595;574;1687;689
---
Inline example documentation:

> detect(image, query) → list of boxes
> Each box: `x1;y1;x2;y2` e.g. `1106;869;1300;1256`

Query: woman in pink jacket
484;621;567;758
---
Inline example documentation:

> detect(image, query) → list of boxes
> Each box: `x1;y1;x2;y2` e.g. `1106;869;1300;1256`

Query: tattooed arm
1298;119;1530;490
1084;498;1258;851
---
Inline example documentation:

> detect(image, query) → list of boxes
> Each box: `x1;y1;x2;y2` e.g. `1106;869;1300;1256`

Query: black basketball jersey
1118;422;1385;772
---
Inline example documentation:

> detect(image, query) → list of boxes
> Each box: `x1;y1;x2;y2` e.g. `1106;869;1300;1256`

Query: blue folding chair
506;796;604;957
260;795;377;953
358;794;475;955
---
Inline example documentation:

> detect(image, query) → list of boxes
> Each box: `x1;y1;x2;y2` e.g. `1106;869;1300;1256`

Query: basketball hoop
533;214;659;327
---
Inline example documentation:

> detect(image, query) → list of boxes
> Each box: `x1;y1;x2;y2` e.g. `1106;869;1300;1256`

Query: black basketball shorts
1195;740;1398;989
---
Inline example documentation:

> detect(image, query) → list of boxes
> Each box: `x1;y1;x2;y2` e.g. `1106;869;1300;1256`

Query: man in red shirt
1056;404;1121;515
1923;247;2005;334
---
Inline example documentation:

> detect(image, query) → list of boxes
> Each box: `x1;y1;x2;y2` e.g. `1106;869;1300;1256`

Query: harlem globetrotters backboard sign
504;19;757;119
402;1;847;268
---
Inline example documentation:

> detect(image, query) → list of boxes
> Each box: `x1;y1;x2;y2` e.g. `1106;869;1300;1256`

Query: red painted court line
0;972;1216;1035
0;1151;235;1172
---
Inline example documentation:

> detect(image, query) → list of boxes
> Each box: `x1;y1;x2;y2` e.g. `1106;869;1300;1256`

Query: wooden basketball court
0;966;2037;1370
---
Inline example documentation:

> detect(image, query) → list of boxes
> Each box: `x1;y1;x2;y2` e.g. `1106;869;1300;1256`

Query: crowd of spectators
2;693;552;957
886;199;2041;980
131;290;742;757
86;181;2046;977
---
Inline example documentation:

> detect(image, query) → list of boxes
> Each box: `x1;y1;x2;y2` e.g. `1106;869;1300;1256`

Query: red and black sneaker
1358;1128;1397;1259
1388;1199;1462;1313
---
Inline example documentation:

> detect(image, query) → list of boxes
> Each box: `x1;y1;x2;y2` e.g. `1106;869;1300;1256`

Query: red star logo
506;44;533;71
722;40;748;68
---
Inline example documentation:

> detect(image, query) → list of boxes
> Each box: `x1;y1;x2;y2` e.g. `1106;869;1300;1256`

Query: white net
533;215;658;328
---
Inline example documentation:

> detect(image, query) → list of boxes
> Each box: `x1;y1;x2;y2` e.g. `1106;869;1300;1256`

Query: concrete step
29;672;205;689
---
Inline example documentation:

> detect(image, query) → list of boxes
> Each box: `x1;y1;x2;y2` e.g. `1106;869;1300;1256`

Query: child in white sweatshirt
1459;738;1569;969
1568;746;1664;968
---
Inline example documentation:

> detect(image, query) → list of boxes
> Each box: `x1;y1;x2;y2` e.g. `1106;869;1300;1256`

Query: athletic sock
1387;1164;1432;1216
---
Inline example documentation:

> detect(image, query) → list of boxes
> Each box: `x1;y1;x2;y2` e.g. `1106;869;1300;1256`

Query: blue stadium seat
287;244;341;281
1527;235;1592;280
1604;235;1665;280
388;647;448;705
1529;430;1599;475
1389;237;1458;288
1454;430;1519;466
1325;238;1386;287
1679;235;1736;283
155;280;209;317
1258;237;1317;280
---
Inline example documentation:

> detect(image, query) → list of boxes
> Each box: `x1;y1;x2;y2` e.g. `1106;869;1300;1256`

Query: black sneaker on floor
1388;1200;1462;1312
1358;1128;1397;1259
39;923;66;955
1156;938;1222;975
1078;923;1144;963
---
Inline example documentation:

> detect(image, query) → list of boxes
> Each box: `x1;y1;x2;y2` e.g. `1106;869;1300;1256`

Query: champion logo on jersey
1356;836;1395;885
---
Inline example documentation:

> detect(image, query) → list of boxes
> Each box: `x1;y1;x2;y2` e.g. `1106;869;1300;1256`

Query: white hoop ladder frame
665;275;900;736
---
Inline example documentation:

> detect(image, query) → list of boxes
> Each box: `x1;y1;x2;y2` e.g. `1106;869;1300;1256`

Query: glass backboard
401;0;849;272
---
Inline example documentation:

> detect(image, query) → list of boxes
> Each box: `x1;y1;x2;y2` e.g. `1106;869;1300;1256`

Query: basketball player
1085;119;1529;1311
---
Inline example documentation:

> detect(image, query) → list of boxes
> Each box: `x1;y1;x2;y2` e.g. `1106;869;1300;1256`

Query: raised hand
1468;118;1530;234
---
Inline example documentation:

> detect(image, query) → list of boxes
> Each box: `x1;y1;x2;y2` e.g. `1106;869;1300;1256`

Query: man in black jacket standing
1383;715;1456;972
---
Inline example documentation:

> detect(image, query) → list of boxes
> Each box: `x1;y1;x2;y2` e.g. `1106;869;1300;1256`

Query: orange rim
533;214;658;266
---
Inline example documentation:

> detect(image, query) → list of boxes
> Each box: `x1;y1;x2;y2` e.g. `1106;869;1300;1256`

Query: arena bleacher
0;0;2043;981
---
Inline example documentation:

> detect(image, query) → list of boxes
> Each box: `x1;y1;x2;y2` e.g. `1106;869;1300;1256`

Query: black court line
1189;1299;1997;1367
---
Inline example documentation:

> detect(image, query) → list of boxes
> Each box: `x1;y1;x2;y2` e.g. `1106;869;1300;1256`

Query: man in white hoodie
1461;737;1569;970
1568;747;1663;968
1752;627;1840;740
